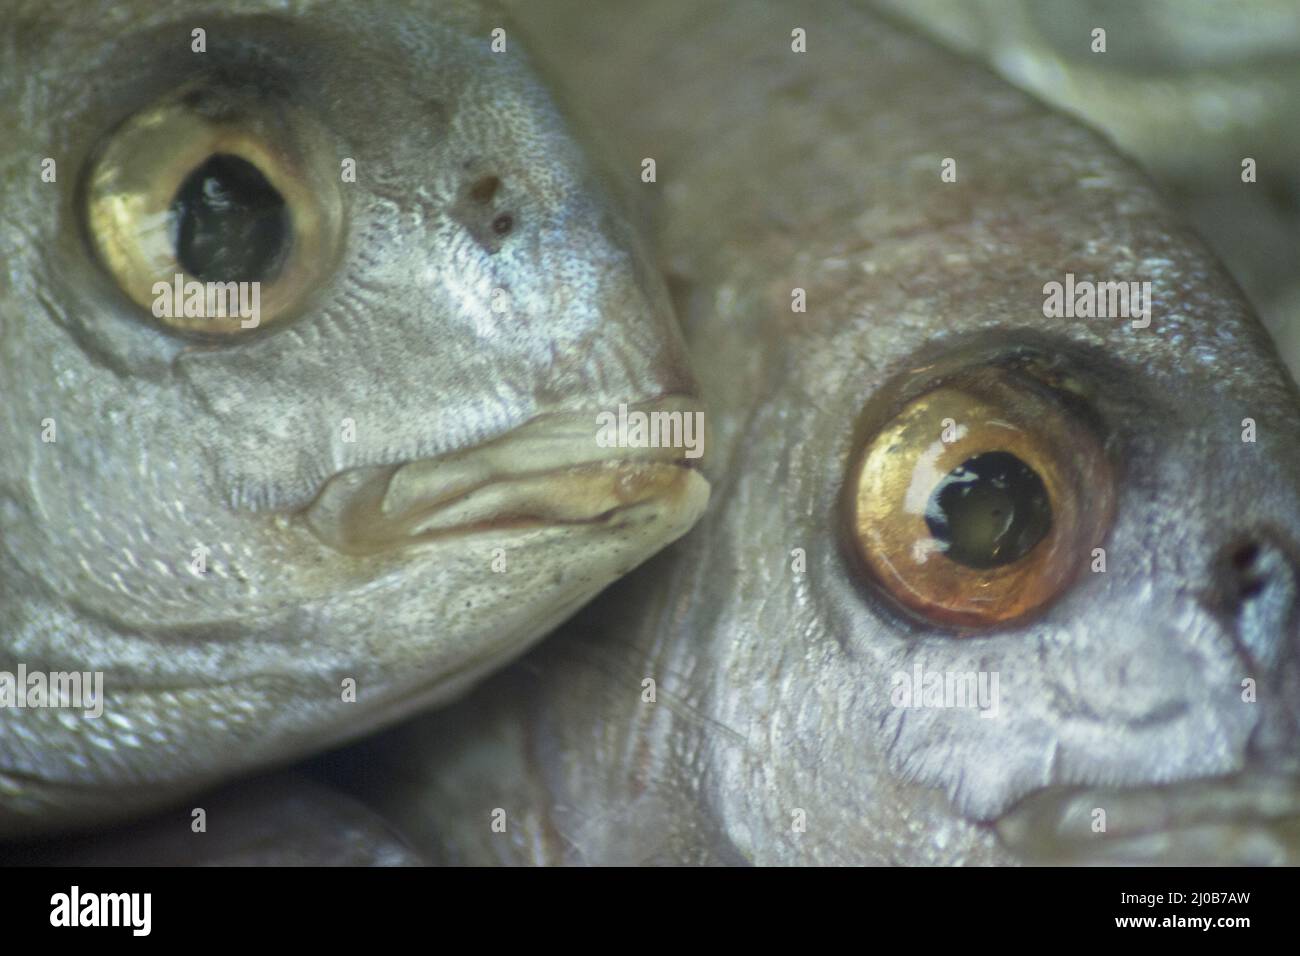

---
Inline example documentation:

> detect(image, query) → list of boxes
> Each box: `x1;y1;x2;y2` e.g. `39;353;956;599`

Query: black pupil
924;451;1051;570
169;153;289;282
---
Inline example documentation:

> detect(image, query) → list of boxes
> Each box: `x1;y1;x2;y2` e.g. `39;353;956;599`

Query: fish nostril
1230;542;1267;600
1230;542;1260;571
1214;532;1300;671
453;173;514;253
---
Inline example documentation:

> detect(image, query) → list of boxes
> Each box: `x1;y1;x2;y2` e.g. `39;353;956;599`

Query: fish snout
1212;530;1300;772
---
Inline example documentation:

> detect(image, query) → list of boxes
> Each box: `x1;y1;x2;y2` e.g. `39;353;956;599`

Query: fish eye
845;362;1115;630
82;81;343;336
171;153;290;283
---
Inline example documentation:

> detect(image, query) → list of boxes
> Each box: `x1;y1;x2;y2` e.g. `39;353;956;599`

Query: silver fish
0;0;708;836
359;0;1300;865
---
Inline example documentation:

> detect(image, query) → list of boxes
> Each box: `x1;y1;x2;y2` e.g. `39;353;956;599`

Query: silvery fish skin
873;0;1300;382
360;0;1300;864
0;0;707;836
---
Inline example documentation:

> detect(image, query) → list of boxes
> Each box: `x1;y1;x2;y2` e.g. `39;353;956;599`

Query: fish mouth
994;771;1300;865
301;396;708;555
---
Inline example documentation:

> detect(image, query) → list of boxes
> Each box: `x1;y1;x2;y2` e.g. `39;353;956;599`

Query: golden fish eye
82;81;343;335
845;363;1115;630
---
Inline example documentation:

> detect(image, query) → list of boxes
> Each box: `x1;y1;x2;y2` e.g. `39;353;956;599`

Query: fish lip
299;396;709;555
992;769;1300;865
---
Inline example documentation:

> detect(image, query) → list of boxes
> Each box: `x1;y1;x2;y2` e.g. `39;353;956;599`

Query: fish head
673;112;1300;866
0;0;707;832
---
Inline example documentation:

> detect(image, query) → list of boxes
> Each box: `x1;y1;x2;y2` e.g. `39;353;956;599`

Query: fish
352;0;1300;864
0;0;708;837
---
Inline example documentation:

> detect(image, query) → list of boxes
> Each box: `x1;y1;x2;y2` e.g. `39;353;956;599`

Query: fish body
360;0;1300;865
0;0;707;835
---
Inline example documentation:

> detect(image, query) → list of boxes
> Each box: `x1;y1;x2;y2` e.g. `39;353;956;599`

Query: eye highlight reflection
846;362;1115;630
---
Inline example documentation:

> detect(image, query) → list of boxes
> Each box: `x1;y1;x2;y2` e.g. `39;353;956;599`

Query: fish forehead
510;0;1297;441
